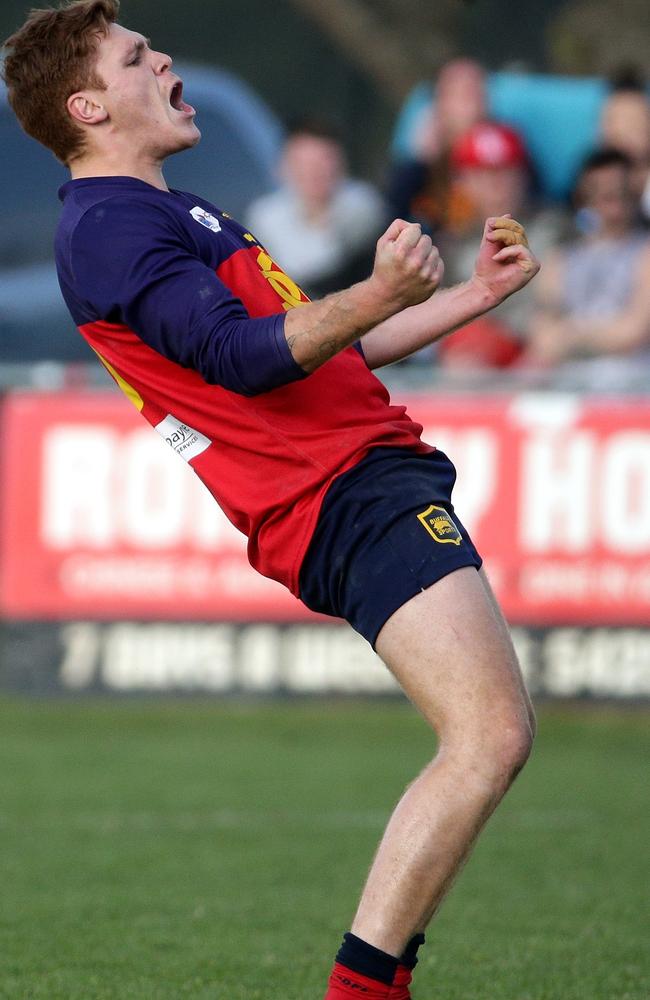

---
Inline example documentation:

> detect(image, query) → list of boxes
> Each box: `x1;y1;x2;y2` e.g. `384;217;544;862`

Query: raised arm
284;218;443;372
68;202;441;397
359;216;541;369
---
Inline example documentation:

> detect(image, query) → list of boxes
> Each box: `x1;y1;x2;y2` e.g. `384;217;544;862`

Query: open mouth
169;80;195;116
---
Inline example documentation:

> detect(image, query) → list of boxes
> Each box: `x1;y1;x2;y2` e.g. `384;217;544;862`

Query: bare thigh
477;567;536;732
375;566;533;742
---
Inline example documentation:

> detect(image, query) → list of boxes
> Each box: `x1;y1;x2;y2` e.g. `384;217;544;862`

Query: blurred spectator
245;119;387;298
388;58;488;233
524;149;650;388
392;69;608;205
599;69;650;225
414;58;488;163
434;122;569;370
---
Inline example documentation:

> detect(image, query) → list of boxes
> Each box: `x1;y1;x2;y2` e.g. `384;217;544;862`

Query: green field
0;698;648;1000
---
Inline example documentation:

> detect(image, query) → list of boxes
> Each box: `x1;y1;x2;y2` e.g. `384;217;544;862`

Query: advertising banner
2;621;649;698
1;390;650;626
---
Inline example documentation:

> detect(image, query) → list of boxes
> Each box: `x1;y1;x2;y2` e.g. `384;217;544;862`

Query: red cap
451;121;528;170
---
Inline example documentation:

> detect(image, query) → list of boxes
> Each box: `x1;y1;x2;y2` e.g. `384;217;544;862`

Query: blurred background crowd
2;0;650;392
244;59;650;390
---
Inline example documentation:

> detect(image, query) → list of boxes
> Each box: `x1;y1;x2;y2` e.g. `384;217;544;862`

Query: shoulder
65;191;202;269
76;190;185;233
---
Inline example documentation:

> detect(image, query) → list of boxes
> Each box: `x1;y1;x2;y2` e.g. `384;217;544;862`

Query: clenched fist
370;219;444;310
471;215;540;306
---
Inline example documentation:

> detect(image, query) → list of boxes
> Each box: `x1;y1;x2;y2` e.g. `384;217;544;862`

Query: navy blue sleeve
68;197;307;396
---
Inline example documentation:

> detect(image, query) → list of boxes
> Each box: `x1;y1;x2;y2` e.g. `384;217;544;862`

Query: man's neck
69;153;168;192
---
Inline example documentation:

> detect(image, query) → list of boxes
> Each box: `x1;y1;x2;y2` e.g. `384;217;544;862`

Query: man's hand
471;215;540;307
283;221;443;374
369;219;444;310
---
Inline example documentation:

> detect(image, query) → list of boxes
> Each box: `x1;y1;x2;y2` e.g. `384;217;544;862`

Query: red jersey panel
56;178;430;594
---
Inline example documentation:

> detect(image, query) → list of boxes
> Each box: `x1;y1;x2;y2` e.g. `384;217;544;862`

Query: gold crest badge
417;505;462;545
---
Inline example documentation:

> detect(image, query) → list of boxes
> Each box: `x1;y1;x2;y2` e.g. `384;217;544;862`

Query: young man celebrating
3;3;540;996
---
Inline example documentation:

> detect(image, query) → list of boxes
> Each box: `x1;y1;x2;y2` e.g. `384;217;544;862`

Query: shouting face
67;22;200;164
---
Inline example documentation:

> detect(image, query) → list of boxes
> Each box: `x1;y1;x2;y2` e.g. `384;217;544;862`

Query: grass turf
0;698;648;999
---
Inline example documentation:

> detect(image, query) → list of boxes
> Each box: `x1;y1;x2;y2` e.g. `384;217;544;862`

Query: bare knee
441;702;535;795
490;715;535;784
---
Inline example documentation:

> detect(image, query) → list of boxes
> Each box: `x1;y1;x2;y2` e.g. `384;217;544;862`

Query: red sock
324;960;416;999
388;964;413;1000
323;932;423;1000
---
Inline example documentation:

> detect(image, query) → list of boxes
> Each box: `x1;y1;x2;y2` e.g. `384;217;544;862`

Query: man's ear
67;92;109;126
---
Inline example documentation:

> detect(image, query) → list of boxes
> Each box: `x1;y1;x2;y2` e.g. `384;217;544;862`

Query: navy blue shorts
299;447;482;648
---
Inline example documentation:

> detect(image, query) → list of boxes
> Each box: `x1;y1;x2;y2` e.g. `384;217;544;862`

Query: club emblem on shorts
190;206;222;233
417;505;462;545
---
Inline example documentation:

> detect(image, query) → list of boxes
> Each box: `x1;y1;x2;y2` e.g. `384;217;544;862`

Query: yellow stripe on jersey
93;350;144;412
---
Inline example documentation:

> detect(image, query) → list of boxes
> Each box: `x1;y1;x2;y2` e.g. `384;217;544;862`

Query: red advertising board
1;390;649;625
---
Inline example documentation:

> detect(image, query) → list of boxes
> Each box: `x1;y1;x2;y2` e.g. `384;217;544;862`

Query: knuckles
374;232;443;304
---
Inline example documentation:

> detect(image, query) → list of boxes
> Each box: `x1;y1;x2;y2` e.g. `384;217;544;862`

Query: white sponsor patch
190;206;222;233
154;414;211;463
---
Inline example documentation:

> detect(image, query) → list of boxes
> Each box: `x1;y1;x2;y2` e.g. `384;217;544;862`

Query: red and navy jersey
55;176;430;595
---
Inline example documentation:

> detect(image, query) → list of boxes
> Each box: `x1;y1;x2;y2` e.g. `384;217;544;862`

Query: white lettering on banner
421;427;497;533
58;553;284;600
52;623;650;697
282;628;396;693
510;393;581;431
520;560;650;605
601;432;650;552
121;430;187;547
238;626;282;691
520;432;596;551
42;427;117;547
60;555;178;596
521;429;650;555
40;424;242;551
59;622;102;688
102;623;236;691
543;628;650;697
154;414;211;462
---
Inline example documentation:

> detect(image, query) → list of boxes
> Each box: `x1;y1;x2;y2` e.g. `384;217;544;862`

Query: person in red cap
435;121;569;370
450;121;529;217
387;60;489;240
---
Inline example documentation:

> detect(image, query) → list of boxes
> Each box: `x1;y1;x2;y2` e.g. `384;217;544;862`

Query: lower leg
325;738;531;1000
351;726;531;954
327;567;534;998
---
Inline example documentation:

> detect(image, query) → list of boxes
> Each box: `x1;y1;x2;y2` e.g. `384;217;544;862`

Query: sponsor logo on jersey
417;504;462;545
190;207;222;233
255;247;308;311
154;414;211;462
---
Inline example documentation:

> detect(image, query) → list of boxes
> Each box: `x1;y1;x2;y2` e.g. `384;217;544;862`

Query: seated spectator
392;66;607;204
599;69;650;225
245;119;387;299
414;58;488;162
434;122;569;370
523;149;650;388
388;58;488;233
